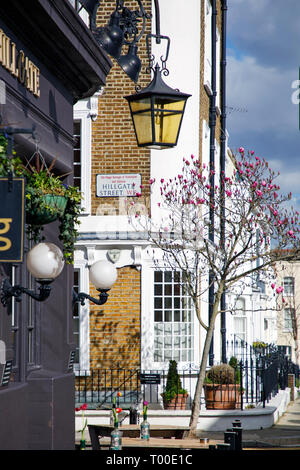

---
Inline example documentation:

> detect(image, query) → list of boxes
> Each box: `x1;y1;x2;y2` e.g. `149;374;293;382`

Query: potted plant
0;137;82;264
25;169;82;264
161;360;188;410
204;363;241;410
252;341;268;354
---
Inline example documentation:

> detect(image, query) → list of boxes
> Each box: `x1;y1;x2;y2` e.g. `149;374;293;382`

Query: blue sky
226;0;300;214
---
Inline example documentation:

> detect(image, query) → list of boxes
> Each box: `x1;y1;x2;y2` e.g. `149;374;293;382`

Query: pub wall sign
0;178;25;262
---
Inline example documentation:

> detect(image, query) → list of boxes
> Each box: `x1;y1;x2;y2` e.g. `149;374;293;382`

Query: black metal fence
75;350;299;410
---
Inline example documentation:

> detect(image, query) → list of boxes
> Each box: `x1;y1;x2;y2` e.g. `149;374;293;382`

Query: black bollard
224;430;237;450
129;406;138;424
232;420;243;451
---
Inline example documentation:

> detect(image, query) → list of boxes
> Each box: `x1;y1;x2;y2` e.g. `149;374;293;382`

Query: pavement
76;398;300;450
196;397;300;448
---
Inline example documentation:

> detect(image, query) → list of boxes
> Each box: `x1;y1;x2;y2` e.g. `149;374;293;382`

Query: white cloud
227;55;297;135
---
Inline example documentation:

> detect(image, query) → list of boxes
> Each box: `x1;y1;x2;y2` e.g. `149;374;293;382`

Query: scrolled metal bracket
72;288;109;309
1;278;52;308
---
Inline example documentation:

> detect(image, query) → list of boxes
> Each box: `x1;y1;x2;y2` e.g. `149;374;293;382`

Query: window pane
154;311;162;322
174;310;180;321
154;284;162;295
153;270;194;363
165;311;172;322
164;284;172;295
283;277;294;295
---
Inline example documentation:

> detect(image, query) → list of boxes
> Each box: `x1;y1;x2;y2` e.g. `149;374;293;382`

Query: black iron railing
75;351;299;410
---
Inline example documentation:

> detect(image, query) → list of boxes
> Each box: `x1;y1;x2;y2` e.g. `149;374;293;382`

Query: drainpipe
208;0;217;366
220;0;227;364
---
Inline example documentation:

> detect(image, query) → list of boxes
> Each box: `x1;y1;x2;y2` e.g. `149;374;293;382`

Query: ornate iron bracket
1;278;52;307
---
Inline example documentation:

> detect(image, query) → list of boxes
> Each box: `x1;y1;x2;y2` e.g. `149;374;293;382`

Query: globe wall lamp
72;259;118;308
79;0;191;149
1;242;65;307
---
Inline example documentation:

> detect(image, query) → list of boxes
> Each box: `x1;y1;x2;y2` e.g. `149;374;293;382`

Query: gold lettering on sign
0;28;40;97
0;218;12;251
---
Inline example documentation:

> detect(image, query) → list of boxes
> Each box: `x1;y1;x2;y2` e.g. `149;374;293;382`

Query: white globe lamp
72;259;118;308
89;259;118;290
26;242;65;281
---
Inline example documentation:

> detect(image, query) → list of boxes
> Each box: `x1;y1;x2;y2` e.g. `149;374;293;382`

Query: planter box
163;394;188;410
204;384;240;410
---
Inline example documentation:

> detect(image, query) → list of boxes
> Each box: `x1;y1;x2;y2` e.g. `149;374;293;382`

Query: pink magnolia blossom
271;283;275;289
238;147;244;153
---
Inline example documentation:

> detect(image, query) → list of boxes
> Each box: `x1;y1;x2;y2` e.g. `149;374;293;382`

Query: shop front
0;0;111;450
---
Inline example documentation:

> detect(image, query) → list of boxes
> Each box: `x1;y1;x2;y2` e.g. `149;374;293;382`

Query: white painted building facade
73;0;277;374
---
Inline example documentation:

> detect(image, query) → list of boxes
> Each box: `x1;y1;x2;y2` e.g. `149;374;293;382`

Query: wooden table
121;437;222;449
88;424;191;450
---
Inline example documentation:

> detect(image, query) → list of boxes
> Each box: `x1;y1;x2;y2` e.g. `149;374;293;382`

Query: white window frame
283;308;294;332
152;269;195;366
73;91;103;214
73;259;90;372
73;107;91;214
283;277;295;296
233;297;247;343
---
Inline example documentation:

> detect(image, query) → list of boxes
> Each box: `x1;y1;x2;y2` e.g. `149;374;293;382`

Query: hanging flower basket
26;194;68;225
0;137;82;264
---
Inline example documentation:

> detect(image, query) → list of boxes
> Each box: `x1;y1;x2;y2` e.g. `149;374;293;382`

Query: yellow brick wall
93;0;152;216
87;2;152;370
89;266;141;370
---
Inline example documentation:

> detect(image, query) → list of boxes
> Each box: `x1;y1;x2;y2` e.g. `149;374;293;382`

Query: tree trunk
188;285;223;437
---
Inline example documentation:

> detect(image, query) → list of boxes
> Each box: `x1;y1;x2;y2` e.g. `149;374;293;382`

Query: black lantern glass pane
129;98;153;145
153;98;186;145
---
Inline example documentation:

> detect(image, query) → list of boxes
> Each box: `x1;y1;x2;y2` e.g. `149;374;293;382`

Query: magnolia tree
130;147;300;435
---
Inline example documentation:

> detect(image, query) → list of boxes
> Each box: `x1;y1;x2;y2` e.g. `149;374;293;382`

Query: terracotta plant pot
163;393;188;410
204;384;240;410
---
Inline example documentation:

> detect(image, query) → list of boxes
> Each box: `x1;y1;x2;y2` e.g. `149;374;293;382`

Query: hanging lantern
125;63;191;149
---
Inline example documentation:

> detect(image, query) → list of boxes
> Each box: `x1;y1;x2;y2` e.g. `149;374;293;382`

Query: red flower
81;403;87;410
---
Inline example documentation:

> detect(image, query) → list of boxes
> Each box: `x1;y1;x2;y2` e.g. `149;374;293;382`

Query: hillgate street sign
96;173;141;197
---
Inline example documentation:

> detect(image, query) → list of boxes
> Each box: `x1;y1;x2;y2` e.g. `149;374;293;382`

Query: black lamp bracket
117;0;150;46
1;278;52;308
146;33;170;76
72;288;109;308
